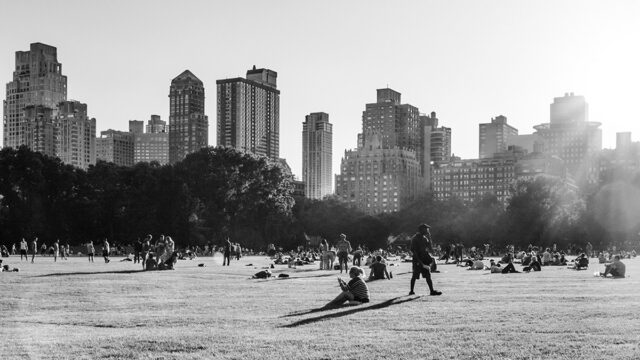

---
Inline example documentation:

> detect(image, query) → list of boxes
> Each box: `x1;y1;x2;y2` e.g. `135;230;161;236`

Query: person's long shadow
33;269;145;277
280;296;422;328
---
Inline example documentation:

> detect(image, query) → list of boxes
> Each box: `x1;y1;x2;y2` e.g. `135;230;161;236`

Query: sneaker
430;290;442;296
408;291;415;295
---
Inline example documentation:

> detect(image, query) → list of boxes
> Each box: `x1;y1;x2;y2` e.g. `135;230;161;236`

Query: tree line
1;146;639;252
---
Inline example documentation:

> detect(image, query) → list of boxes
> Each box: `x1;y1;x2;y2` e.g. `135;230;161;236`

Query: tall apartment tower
216;66;280;160
421;112;451;164
533;93;601;178
55;101;96;170
479;115;518;158
302;112;333;199
168;70;208;164
3;43;67;149
134;115;169;165
335;89;428;214
22;105;57;157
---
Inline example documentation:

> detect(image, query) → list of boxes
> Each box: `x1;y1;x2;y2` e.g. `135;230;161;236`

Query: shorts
338;252;349;262
102;250;109;257
412;261;431;279
88;252;94;257
20;249;27;256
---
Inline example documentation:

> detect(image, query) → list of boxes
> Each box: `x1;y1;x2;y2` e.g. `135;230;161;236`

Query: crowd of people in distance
2;224;635;313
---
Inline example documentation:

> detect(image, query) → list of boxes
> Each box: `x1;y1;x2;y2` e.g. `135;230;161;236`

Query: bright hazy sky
2;0;640;180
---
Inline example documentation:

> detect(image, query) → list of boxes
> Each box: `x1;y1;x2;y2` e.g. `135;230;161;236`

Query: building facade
335;88;430;214
55;101;96;170
133;115;169;165
335;134;425;214
421;112;451;164
4;43;67;149
216;67;280;160
302;112;333;199
479;115;518;159
168;70;208;164
96;129;134;166
533;93;601;183
22;105;57;157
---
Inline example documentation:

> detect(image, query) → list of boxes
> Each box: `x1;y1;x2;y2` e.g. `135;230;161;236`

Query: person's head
418;223;430;234
375;255;382;263
349;266;364;278
614;255;621;262
339;234;346;241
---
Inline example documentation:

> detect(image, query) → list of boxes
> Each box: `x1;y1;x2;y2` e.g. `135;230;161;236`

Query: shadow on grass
280;296;422;328
33;269;145;277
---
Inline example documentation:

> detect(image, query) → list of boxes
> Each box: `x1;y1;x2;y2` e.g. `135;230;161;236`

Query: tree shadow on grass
32;269;145;277
280;296;422;328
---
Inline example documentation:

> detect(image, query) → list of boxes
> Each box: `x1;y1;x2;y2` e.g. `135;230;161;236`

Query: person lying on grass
489;259;520;273
324;266;369;308
597;255;626;278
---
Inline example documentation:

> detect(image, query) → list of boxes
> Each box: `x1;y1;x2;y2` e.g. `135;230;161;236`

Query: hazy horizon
2;0;639;181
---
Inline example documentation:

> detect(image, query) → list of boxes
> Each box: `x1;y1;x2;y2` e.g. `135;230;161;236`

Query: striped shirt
348;277;370;302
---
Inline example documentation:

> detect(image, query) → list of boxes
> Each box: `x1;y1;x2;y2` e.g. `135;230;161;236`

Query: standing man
102;238;111;263
335;234;352;274
53;239;60;262
86;241;95;263
134;237;143;265
141;235;151;270
30;237;38;263
19;238;28;261
223;238;232;266
409;224;442;296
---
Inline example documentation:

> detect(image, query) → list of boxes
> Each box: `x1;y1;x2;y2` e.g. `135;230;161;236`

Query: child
324;266;370;308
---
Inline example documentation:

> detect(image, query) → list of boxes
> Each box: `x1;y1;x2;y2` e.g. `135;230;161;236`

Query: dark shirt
348;277;370;302
410;232;432;264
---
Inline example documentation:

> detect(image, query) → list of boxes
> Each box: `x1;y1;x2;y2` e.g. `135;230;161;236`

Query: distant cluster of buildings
4;43;640;215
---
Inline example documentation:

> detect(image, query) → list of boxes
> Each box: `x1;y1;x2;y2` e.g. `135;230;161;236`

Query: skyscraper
479;115;518;159
4;43;67;149
55;101;96;170
216;66;280;160
335;89;428;214
302;112;332;199
168;70;208;164
421;112;452;164
533;93;601;179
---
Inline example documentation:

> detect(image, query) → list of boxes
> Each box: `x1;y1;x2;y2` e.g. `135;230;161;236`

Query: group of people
15;237;72;263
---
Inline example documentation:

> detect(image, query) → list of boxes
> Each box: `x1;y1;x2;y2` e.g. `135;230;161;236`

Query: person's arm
384;266;390;280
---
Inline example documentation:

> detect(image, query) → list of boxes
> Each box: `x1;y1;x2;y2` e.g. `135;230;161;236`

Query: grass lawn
1;253;639;359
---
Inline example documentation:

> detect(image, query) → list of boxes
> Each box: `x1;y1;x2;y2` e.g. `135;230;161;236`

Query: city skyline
2;1;640;180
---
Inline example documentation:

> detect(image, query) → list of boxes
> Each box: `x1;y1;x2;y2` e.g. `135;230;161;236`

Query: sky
2;0;640;181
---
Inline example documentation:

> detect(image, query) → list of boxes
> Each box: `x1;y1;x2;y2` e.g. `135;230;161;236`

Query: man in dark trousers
409;224;442;296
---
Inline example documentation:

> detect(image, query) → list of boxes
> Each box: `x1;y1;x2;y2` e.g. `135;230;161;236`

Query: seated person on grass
369;255;391;280
523;256;541;272
145;254;158;271
573;253;589;270
598;255;626;278
324;267;370;308
158;251;178;270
